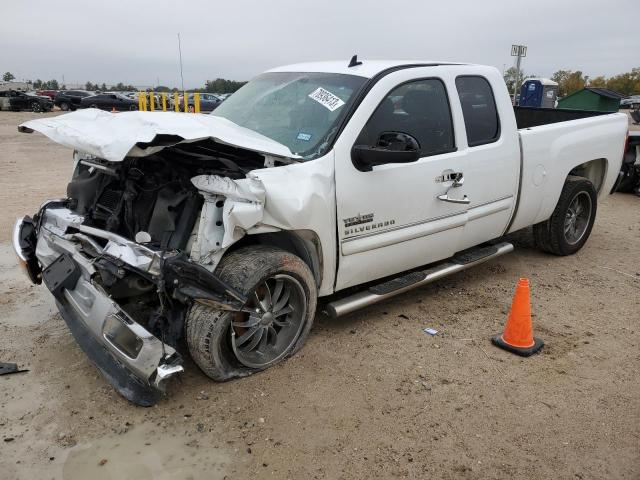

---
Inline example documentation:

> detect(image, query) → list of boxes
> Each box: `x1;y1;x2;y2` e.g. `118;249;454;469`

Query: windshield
211;72;367;159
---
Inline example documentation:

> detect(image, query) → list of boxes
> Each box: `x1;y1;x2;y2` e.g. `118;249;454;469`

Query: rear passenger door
453;75;520;250
334;71;469;290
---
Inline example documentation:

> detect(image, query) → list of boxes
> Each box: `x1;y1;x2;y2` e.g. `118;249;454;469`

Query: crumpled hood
18;109;299;162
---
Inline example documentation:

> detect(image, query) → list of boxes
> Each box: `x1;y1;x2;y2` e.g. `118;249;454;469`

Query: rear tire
31;102;42;113
533;175;597;255
186;246;317;381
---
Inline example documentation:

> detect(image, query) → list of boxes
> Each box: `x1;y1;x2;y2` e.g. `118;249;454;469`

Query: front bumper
13;206;184;406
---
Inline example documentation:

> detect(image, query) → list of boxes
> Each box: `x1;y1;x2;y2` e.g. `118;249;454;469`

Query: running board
325;242;514;318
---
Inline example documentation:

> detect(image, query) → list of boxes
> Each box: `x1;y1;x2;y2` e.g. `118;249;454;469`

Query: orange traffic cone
491;278;544;356
112;106;117;113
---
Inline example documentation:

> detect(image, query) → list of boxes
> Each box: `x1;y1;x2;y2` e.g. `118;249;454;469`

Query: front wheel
186;246;317;381
59;102;70;111
533;175;597;255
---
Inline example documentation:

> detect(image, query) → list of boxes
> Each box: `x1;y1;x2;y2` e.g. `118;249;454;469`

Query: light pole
177;33;185;92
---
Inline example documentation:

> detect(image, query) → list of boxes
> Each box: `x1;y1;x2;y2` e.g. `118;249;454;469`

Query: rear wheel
129;104;138;111
31;102;42;113
186;246;317;381
533;175;597;255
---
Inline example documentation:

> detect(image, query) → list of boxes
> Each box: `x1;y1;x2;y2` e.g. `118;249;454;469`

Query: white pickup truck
14;59;628;405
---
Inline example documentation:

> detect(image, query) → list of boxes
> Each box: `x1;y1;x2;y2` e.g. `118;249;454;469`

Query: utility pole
177;33;185;92
510;44;527;105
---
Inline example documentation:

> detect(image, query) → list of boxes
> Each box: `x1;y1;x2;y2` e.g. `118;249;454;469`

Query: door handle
437;171;469;204
437;193;470;204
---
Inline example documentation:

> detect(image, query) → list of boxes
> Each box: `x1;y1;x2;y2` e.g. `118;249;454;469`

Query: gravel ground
0;111;639;480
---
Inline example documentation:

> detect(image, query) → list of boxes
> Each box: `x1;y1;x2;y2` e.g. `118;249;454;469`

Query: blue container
519;79;558;108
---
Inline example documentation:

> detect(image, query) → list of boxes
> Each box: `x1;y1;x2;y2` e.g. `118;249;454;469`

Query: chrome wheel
231;274;307;368
564;191;592;245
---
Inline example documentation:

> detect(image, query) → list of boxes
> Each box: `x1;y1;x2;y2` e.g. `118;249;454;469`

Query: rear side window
455;76;500;146
356;78;455;158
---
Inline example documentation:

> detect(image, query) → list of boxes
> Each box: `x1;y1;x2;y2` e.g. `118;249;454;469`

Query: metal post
513;54;522;105
177;33;185;92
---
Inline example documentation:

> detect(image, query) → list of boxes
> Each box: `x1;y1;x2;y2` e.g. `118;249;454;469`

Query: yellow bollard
149;91;155;111
194;93;200;113
174;92;179;112
183;92;188;113
139;91;148;111
138;91;144;111
161;93;167;112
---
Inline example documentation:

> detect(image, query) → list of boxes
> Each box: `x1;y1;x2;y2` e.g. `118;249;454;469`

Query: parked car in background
620;96;640;109
36;90;58;101
180;93;222;112
54;90;94;111
80;92;138;111
0;90;53;112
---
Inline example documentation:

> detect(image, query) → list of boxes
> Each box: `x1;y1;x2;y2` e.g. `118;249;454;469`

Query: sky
2;0;639;89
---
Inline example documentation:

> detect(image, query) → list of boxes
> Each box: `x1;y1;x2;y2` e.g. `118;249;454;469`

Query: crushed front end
11;143;270;405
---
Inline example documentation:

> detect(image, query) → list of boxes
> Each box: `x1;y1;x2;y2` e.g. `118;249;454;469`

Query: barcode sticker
308;87;345;112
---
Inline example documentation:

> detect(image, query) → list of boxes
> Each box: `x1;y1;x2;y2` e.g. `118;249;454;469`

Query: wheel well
569;158;607;193
226;230;323;288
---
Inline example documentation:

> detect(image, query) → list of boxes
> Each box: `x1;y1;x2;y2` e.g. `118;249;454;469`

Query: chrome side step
325;242;514;318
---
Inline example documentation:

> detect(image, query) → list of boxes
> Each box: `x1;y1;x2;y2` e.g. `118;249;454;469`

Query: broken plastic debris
423;328;438;336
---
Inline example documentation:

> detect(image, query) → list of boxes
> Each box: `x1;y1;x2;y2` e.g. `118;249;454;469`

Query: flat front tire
533;175;597;255
186;246;317;381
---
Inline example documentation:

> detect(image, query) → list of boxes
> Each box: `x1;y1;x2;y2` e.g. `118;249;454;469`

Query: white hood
18;109;300;162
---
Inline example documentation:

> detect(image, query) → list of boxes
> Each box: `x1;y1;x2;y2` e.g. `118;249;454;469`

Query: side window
455;76;500;146
356;78;455;158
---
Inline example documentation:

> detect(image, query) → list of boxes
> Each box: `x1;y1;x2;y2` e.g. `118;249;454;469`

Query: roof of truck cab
266;60;468;78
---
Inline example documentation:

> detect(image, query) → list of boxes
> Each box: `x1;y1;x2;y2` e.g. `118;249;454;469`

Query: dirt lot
0;111;638;480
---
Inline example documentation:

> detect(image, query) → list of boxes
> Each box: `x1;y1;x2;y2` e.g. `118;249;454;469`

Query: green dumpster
557;87;623;112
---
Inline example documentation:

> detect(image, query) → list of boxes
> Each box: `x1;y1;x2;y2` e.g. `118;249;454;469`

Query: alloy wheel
230;274;307;368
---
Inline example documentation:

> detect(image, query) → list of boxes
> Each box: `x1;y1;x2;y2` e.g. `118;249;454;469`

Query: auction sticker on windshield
308;87;345;111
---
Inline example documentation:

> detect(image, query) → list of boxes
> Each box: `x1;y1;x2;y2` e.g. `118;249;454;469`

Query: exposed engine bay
70;140;267;249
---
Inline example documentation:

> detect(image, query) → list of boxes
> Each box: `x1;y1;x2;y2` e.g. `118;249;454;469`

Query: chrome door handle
437;193;470;204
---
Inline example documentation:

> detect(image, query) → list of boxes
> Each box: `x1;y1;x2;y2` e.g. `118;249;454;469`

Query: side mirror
352;132;420;171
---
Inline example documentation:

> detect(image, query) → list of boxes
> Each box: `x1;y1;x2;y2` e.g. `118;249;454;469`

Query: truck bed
514;106;611;129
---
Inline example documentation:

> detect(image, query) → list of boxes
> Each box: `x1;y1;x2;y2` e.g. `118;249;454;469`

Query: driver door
334;73;469;290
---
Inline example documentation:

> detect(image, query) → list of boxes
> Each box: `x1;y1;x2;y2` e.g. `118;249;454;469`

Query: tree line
3;71;248;94
504;66;640;97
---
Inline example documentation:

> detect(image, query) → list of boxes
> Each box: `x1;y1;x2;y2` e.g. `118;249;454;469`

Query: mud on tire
186;245;317;381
